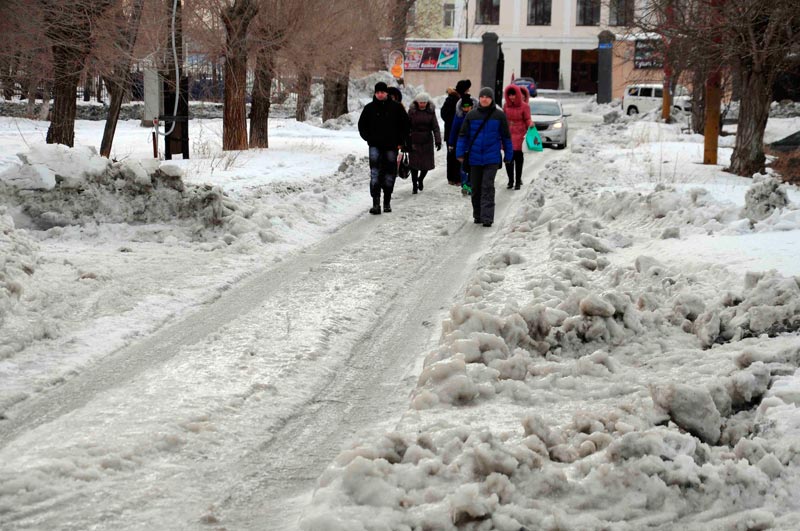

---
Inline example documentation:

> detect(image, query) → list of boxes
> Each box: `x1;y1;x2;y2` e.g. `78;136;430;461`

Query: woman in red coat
502;84;532;190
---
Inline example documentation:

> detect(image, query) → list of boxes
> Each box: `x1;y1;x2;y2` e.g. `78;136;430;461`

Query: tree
42;0;114;147
248;0;305;148
100;0;146;158
221;0;258;151
636;0;800;176
388;0;416;56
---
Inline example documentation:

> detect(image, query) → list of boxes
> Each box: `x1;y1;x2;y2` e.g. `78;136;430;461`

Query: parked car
622;83;692;115
529;97;569;149
512;77;538;98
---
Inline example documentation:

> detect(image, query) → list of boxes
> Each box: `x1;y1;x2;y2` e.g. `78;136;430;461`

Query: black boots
383;195;392;213
369;197;381;215
514;179;522;190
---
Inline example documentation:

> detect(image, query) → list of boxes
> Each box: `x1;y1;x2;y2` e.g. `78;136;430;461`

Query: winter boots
383;195;392;213
369;197;381;215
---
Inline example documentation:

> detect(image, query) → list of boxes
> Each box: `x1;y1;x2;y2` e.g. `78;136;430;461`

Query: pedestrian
448;97;474;195
358;81;411;215
441;79;472;186
387;86;403;103
502;83;532;190
456;87;513;227
407;92;441;194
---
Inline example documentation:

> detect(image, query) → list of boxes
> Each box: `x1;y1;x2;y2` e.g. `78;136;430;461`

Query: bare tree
636;0;800;176
248;0;305;148
221;0;258;150
388;0;416;57
41;0;114;146
100;0;146;158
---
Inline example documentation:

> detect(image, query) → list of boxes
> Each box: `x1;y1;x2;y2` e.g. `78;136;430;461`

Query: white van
622;84;692;115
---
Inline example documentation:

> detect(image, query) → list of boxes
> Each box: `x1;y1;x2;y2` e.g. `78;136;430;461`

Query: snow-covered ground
1;86;800;530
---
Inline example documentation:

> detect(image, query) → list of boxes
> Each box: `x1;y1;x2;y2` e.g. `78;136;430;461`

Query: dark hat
386;86;402;102
460;97;473;109
374;81;389;93
455;79;471;95
479;87;494;100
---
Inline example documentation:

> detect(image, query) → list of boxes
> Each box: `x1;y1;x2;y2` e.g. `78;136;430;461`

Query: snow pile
694;270;800;347
0;206;39;336
302;117;800;530
744;175;791;223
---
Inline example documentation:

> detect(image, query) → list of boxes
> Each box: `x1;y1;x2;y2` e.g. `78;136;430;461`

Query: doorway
521;49;560;90
571;49;598;93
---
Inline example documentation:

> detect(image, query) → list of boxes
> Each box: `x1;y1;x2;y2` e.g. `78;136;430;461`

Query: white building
411;0;636;94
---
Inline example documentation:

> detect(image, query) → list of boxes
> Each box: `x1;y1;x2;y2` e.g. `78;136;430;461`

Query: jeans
369;146;398;198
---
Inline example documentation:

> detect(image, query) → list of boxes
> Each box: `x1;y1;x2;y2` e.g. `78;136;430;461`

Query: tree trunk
46;45;82;146
222;0;258;151
44;1;112;147
728;69;770;176
322;71;349;122
294;67;312;122
389;0;415;57
100;77;125;158
100;0;145;158
249;52;274;148
690;67;706;135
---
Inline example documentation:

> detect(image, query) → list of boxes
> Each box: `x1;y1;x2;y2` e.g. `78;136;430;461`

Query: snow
2;85;800;530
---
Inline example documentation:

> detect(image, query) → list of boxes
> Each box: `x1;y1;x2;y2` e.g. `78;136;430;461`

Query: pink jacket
503;84;532;151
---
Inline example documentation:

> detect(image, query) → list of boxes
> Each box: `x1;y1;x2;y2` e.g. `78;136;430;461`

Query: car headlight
551;121;563;129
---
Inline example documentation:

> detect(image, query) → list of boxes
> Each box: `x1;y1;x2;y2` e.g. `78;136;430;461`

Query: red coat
502;84;532;151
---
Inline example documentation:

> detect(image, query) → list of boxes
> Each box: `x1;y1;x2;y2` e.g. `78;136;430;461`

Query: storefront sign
404;42;460;71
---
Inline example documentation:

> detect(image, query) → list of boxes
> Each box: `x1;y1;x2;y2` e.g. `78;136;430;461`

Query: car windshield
530;101;561;116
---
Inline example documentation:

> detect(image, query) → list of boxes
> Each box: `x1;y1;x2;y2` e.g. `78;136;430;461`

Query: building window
576;0;600;25
443;3;455;27
476;0;500;25
527;0;551;25
609;0;633;26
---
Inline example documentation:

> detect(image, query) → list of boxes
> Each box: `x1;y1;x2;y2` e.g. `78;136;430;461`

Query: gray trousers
470;165;498;223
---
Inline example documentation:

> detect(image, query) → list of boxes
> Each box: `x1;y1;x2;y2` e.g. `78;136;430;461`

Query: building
403;0;666;100
465;0;639;94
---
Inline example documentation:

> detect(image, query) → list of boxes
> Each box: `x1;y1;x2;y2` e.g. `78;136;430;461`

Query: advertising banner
634;40;663;69
404;42;460;71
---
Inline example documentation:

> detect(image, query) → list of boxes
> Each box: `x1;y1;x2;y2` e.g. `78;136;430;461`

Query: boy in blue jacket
456;87;514;227
448;97;475;195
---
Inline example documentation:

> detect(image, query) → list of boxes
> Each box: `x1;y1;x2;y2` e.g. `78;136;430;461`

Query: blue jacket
455;105;513;166
448;113;466;146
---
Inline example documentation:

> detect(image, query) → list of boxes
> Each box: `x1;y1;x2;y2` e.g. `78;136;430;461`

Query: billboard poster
634;40;663;69
404;42;460;71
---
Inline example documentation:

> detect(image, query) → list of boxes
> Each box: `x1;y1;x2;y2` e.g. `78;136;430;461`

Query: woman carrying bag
502;83;532;190
407;92;442;194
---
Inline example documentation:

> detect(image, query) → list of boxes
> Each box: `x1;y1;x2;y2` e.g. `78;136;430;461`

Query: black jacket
358;97;411;150
440;92;459;143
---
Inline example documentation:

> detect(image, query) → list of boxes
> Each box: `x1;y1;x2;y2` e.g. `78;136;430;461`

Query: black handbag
397;152;410;179
462;111;492;173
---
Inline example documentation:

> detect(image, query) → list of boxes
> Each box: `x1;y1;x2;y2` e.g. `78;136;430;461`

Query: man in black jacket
358;81;411;214
440;79;471;185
